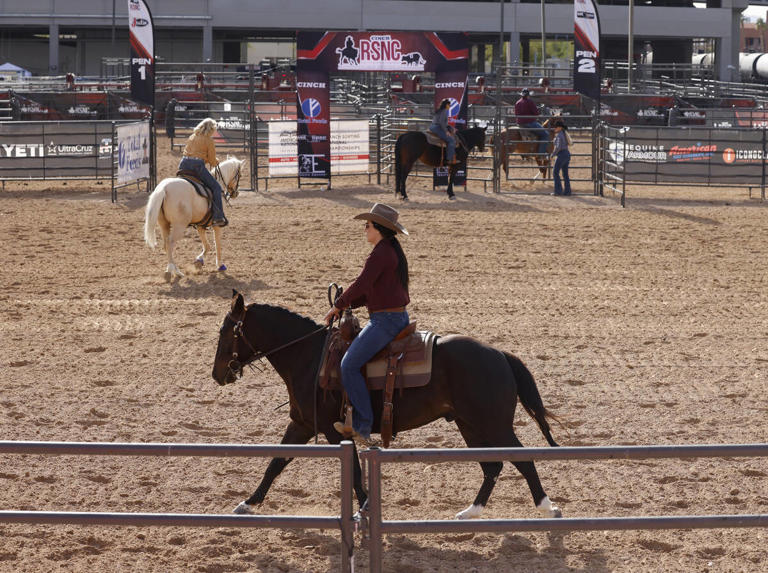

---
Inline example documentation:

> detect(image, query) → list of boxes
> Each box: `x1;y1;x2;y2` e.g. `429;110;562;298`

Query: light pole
628;0;634;92
541;0;546;73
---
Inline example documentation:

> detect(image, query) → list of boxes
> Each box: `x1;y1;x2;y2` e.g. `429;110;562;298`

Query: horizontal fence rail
0;440;356;573
360;443;768;573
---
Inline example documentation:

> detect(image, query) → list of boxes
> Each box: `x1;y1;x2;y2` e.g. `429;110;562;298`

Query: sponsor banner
295;66;331;178
117;121;150;184
268;120;369;177
606;126;766;183
298;31;468;73
433;68;469;186
0;121;113;178
128;0;155;107
574;0;601;101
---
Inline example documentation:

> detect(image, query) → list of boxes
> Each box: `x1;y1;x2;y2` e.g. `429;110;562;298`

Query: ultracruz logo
301;98;322;118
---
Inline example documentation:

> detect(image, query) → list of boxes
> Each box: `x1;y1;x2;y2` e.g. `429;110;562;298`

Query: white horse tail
144;183;167;249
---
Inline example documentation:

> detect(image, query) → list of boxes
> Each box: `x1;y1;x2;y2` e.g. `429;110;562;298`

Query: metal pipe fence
360;443;768;573
0;440;357;573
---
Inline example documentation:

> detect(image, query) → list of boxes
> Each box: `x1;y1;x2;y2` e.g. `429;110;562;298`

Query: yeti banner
574;0;601;102
297;31;468;180
128;0;155;107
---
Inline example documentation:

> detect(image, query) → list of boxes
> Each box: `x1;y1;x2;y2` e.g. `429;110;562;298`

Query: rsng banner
128;0;155;107
117;121;151;184
574;0;601;102
297;31;468;180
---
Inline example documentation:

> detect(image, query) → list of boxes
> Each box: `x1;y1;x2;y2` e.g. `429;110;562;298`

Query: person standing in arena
550;119;572;196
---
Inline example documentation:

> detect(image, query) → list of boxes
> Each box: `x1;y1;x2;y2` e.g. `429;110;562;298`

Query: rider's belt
182;154;205;161
371;306;406;314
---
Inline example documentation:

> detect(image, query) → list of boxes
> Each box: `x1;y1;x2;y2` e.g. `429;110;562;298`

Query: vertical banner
295;65;331;178
574;0;601;102
128;0;155;107
434;68;469;186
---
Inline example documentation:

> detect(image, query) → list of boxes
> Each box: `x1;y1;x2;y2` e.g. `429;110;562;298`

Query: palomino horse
394;126;487;201
492;119;553;182
212;289;563;521
144;157;244;280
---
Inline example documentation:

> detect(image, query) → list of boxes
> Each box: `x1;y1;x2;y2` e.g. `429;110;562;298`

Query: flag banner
574;0;601;101
295;66;331;178
128;0;155;107
433;68;469;186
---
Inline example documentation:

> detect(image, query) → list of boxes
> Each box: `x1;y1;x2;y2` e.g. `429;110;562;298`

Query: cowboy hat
353;203;409;235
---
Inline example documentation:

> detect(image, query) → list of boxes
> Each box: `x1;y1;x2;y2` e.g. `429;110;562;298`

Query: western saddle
176;169;215;228
319;309;436;447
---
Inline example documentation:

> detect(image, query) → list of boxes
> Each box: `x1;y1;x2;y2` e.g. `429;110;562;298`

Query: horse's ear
231;290;245;314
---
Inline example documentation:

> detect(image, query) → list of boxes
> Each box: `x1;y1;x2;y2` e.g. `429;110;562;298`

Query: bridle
215;161;242;201
224;308;328;380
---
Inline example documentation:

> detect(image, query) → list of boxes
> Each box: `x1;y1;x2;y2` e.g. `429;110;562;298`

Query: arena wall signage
117;121;151;184
297;31;468;181
0;121;113;178
268;119;369;177
128;0;155;108
608;126;766;184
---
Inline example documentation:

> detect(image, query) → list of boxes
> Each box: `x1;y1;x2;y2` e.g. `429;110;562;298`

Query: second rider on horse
180;118;228;227
324;203;410;445
430;99;458;165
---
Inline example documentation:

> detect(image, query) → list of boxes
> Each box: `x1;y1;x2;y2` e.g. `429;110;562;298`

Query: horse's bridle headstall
225;310;328;380
215;164;242;201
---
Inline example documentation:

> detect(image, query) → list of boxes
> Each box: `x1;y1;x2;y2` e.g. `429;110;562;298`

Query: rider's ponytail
373;222;409;292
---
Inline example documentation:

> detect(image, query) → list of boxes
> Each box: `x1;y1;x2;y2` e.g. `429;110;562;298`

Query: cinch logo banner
295;67;331;178
128;0;155;107
574;0;601;102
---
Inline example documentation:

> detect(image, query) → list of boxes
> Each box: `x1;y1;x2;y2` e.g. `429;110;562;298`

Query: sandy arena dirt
0;135;767;572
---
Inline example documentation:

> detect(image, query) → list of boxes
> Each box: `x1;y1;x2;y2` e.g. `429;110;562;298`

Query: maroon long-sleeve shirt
514;97;539;125
335;239;410;312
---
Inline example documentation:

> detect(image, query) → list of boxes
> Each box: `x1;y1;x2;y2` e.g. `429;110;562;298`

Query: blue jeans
429;124;456;161
520;121;549;156
553;150;571;195
340;310;410;438
179;157;224;219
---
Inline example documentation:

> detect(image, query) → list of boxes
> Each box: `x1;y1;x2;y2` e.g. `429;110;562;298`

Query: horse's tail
504;352;561;447
394;134;403;196
144;183;166;249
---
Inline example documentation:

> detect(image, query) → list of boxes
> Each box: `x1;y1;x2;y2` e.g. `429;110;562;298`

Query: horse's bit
225;310;327;380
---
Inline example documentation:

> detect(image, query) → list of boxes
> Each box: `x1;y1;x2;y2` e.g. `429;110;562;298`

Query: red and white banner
574;0;601;102
128;0;155;107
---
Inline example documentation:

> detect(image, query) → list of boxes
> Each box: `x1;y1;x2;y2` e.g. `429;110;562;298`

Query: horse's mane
246;303;321;332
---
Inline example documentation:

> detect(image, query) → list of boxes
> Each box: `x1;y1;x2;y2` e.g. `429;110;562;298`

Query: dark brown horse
394;126;486;201
492;119;553;181
212;289;563;520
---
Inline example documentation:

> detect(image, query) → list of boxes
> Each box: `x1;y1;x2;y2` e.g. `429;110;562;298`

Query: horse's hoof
217;264;227;272
194;257;204;266
400;195;409;202
233;501;255;515
163;271;172;282
447;194;456;201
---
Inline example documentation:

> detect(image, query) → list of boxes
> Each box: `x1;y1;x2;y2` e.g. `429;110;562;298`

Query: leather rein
214;163;242;201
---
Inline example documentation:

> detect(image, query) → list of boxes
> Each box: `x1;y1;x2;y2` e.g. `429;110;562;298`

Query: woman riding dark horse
212;288;563;521
394;125;487;202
